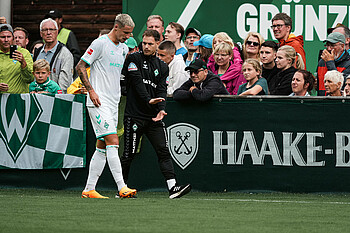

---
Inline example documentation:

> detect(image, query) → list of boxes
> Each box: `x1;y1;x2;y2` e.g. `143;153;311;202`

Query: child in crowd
237;58;268;95
29;59;62;94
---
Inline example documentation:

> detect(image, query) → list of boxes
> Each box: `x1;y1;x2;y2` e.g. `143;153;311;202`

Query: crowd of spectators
1;10;350;98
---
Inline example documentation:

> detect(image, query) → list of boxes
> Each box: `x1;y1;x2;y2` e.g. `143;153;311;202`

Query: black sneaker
169;184;191;199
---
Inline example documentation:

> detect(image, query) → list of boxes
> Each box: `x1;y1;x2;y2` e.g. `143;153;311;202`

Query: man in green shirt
0;24;34;93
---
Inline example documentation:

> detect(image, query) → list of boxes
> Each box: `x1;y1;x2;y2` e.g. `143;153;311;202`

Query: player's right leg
82;107;110;198
146;120;191;199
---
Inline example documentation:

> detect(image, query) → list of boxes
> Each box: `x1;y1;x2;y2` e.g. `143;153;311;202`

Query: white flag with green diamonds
0;94;86;169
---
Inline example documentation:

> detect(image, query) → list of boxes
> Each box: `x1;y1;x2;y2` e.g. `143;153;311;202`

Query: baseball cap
185;59;207;71
45;9;63;19
185;27;201;37
125;37;137;49
193;34;214;48
324;32;346;44
0;24;13;34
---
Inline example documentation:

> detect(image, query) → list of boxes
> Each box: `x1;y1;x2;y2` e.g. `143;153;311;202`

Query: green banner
126;96;350;192
124;0;350;74
0;94;86;169
1;96;350;192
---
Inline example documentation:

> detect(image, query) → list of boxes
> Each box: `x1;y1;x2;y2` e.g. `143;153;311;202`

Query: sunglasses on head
246;40;260;47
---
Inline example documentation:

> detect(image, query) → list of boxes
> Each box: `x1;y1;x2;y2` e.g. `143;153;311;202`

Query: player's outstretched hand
152;110;167;122
88;89;101;107
149;97;165;105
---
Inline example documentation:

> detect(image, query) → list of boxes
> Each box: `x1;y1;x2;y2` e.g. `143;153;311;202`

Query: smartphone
10;45;17;59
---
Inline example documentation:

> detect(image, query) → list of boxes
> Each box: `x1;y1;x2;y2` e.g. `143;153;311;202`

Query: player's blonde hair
33;59;50;72
115;14;135;28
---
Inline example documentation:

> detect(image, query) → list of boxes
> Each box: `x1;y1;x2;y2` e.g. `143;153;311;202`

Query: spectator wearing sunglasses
173;59;228;101
271;13;306;69
242;32;264;61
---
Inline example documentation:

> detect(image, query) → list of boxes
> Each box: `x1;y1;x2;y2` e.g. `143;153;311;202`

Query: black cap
185;27;201;37
185;59;207;71
45;9;62;19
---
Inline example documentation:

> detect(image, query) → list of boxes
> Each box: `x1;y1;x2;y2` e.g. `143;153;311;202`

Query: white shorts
88;105;118;139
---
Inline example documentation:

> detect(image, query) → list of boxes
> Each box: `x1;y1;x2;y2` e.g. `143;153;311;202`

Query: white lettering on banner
306;133;324;166
335;133;350;167
236;2;350;41
213;131;350;167
282;132;306;166
213;131;236;165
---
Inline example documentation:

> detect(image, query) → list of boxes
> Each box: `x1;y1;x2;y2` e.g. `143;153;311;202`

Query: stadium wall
1;95;350;193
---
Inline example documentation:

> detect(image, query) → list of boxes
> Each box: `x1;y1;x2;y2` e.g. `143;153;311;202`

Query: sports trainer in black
121;29;191;199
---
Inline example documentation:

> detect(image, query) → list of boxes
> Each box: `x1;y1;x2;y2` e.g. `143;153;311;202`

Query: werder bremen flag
0;94;86;169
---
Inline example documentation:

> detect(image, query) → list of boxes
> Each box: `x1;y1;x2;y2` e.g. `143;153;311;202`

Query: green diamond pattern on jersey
0;94;86;169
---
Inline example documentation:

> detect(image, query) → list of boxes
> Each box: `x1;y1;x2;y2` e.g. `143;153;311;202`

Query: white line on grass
181;198;350;205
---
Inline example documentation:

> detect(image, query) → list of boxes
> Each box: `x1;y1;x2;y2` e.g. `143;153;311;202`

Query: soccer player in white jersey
76;14;136;198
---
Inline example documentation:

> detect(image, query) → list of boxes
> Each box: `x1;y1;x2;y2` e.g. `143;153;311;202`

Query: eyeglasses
324;43;341;48
41;28;57;33
214;53;230;58
246;40;260;47
188;69;204;75
186;36;199;40
271;24;286;29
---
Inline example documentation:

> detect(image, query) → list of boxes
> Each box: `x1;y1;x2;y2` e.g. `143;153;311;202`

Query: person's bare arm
76;60;101;107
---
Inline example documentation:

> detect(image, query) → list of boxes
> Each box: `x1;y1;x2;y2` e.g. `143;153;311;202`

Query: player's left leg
104;134;136;198
145;121;191;198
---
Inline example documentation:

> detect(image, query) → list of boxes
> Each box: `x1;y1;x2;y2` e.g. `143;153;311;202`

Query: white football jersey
81;35;128;107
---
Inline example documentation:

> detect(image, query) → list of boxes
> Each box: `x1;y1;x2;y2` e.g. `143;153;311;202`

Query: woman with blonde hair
207;32;245;95
238;59;268;95
212;32;234;49
270;45;304;95
243;32;265;61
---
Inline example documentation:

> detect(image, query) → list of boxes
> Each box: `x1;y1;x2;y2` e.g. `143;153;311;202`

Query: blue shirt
176;47;187;56
36;42;59;64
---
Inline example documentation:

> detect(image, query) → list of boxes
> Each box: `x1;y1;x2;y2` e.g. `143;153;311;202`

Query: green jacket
0;47;34;93
29;78;62;94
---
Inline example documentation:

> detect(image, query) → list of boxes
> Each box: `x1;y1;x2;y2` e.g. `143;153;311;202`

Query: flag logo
0;94;42;162
128;62;138;71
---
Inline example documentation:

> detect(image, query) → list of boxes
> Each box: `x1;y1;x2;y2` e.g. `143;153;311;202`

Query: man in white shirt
157;40;189;95
76;14;136;199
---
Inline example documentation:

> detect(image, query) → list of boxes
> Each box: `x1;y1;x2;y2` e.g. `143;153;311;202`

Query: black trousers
121;116;176;182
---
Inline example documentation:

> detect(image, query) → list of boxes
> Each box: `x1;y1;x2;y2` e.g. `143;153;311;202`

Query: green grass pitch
1;189;350;233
